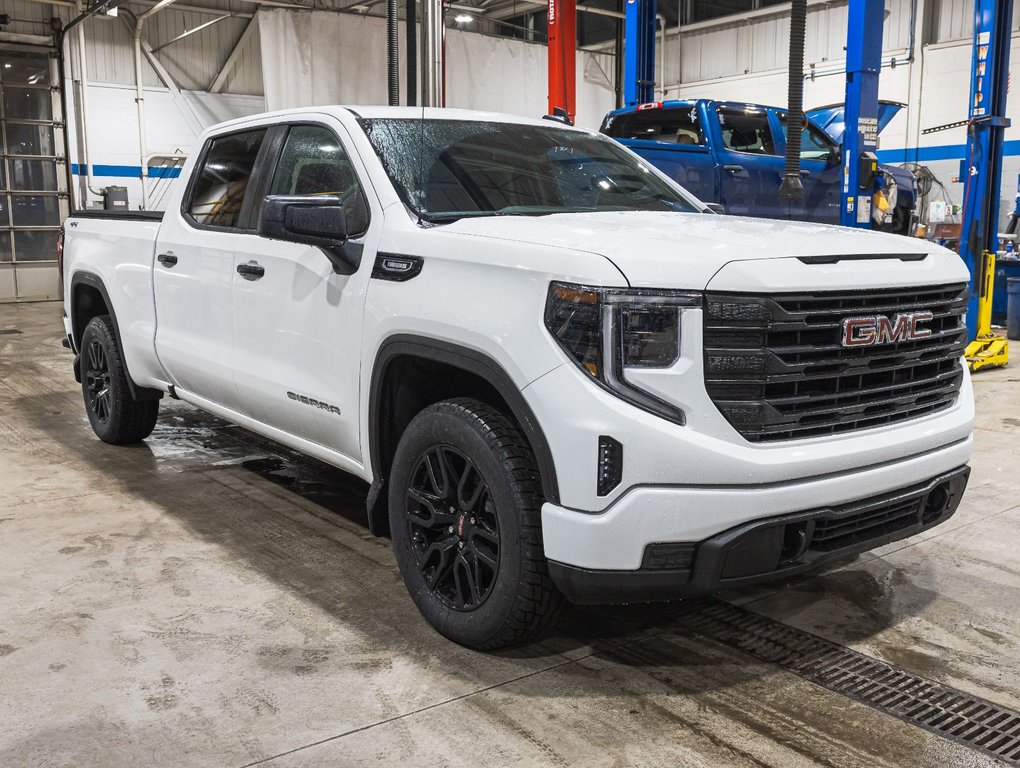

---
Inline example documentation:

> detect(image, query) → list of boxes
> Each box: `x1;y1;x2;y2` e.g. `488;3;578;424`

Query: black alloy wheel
79;314;159;444
84;339;113;423
406;445;500;611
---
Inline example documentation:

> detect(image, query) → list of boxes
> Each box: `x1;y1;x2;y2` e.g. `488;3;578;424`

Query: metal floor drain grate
683;601;1020;764
0;329;22;335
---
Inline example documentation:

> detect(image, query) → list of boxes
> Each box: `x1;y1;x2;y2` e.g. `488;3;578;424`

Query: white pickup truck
60;106;974;649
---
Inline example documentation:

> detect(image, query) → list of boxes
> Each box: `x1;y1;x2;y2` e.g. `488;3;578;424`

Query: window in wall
269;125;370;236
187;128;267;228
603;107;705;145
717;107;776;154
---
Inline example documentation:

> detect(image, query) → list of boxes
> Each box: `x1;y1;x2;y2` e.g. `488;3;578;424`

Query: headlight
544;282;700;423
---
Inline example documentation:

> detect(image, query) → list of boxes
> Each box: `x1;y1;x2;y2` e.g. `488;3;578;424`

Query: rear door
775;112;842;224
230;121;375;460
153;127;269;409
711;105;787;218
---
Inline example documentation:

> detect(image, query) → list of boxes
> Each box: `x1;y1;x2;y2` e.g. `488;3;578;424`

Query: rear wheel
80;315;159;444
388;398;564;649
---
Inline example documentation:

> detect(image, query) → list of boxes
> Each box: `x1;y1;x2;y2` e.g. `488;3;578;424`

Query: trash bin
1008;278;1020;341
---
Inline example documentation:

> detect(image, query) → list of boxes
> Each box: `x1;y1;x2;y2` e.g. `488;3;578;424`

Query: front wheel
80;315;159;444
388;398;564;649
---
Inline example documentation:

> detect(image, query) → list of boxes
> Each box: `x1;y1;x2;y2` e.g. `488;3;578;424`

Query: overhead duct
386;0;398;105
406;0;417;106
779;0;806;200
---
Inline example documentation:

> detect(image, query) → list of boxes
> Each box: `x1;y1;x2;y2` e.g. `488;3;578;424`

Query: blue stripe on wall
70;164;183;179
67;139;1020;179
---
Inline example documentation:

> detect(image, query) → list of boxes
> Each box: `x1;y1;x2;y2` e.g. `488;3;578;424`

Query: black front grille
703;283;967;442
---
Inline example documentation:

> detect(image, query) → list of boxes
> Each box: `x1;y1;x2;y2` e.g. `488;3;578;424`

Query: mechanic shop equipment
840;0;884;228
623;0;656;107
103;186;129;211
960;0;1011;369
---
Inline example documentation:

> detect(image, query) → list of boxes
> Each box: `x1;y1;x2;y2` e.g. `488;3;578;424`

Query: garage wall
258;9;616;130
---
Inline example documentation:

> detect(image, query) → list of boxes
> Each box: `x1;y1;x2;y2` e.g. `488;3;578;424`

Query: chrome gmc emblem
841;311;934;347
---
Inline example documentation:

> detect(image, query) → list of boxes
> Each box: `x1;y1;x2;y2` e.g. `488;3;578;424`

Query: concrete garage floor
1;301;1019;768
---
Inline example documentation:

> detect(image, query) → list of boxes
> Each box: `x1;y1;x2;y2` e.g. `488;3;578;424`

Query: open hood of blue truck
806;101;905;146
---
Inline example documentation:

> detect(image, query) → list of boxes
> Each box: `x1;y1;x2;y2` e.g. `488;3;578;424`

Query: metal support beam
151;13;234;53
623;0;655;107
839;0;884;229
547;0;575;119
210;15;258;93
420;0;443;106
960;0;1013;341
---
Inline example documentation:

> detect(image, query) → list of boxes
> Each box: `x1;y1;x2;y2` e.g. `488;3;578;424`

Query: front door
153;127;268;409
231;122;374;460
776;112;842;224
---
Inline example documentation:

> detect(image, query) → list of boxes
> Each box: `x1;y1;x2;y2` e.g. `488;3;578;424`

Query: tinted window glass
602;107;705;145
360;119;699;221
269;125;369;235
717;107;776;154
188;129;267;228
779;115;836;160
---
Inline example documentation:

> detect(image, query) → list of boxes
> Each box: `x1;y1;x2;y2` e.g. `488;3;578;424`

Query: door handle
236;261;265;280
157;252;178;268
723;164;744;173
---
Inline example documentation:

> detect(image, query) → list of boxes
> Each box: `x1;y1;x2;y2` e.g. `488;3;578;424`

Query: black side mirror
258;195;360;275
826;148;841;166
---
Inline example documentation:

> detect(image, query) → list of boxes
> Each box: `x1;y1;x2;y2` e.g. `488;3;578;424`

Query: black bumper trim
548;466;970;605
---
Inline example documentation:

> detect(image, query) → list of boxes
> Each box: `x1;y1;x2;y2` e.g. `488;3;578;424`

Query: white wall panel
669;0;915;85
258;9;615;129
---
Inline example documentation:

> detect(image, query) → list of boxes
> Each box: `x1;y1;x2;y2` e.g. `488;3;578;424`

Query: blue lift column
623;0;656;107
959;0;1012;353
840;0;884;229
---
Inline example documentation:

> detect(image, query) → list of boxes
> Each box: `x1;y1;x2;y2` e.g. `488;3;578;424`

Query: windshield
359;118;700;222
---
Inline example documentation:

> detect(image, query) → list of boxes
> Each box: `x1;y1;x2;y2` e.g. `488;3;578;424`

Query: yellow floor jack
965;250;1009;371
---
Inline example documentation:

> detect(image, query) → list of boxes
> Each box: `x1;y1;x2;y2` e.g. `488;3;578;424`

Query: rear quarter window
602;108;705;146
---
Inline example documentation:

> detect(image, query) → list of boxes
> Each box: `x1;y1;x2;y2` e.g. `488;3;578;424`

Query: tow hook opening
922;481;952;524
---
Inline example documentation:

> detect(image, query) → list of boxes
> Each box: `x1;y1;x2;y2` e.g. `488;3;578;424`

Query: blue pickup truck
601;99;913;234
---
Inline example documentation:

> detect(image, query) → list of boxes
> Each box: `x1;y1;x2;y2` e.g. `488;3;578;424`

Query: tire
388;398;564;649
80;315;159;445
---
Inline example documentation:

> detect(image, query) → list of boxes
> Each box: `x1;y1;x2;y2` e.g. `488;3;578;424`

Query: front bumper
548;465;969;604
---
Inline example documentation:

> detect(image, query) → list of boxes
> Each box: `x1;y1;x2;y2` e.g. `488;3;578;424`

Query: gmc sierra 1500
61;107;974;649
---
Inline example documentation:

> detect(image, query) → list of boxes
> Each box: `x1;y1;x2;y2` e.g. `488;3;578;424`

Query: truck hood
806;101;905;145
445;211;939;290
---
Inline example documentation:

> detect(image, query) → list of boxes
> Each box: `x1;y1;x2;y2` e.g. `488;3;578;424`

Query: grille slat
704;283;967;442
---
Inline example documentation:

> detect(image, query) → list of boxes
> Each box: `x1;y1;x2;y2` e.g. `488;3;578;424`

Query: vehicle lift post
623;0;656;107
840;0;884;230
960;0;1011;371
547;0;577;121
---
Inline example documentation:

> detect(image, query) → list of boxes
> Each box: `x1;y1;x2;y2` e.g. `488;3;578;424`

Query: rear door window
602;107;705;145
717;107;776;154
187;128;267;228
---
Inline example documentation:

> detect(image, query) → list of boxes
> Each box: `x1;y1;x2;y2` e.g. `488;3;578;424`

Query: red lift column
548;0;576;120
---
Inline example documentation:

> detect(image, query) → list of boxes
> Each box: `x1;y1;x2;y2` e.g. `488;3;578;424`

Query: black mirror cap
704;202;725;215
259;194;348;246
258;195;360;275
